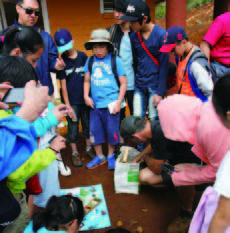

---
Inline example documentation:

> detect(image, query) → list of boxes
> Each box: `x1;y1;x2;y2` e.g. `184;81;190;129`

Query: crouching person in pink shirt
120;74;230;233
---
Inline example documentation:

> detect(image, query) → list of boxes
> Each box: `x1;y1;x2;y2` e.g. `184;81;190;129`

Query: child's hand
66;106;77;121
153;94;162;107
113;100;121;114
85;96;95;109
17;81;50;121
50;136;66;153
53;104;69;122
55;56;66;70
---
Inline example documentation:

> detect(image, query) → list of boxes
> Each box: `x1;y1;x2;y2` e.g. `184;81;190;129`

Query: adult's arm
0;115;37;180
47;34;59;72
201;14;225;62
209;151;230;232
134;144;153;162
208;196;230;233
172;163;217;186
200;41;211;62
135;144;164;175
7;148;56;194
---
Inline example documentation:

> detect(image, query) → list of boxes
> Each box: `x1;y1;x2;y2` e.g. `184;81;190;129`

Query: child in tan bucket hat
83;28;127;170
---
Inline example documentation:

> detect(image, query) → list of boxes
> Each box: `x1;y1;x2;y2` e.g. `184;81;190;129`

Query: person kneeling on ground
120;73;230;233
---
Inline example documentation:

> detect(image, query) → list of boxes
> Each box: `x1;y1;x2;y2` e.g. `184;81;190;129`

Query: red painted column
146;0;155;22
166;0;187;29
213;0;230;19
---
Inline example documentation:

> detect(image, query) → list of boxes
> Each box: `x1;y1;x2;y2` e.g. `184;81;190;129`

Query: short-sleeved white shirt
214;151;230;198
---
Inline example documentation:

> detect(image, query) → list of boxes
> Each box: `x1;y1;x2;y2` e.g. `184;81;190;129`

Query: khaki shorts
3;193;29;233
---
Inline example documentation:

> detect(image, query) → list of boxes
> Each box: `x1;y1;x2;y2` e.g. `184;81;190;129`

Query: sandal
72;152;83;167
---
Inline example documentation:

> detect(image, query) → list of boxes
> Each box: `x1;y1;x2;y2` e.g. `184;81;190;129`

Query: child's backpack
167;48;212;102
88;54;120;89
186;49;212;102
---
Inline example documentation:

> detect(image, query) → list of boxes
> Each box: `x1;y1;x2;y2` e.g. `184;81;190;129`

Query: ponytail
32;195;85;232
32;211;49;232
2;26;44;56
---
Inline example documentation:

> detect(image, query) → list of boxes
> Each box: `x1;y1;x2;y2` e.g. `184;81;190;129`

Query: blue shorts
90;108;120;145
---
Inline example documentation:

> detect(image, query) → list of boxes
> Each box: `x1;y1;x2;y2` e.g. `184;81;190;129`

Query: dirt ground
58;4;214;232
59;139;203;233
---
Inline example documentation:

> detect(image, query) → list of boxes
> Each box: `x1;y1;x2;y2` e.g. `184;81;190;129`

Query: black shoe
86;147;96;160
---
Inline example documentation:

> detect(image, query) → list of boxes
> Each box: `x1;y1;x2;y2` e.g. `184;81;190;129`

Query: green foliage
155;2;166;19
155;0;214;19
187;0;213;11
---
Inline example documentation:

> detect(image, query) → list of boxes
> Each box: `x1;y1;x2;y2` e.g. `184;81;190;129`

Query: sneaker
86;147;96;159
71;152;83;167
86;156;107;169
107;153;116;170
167;215;192;233
57;159;71;176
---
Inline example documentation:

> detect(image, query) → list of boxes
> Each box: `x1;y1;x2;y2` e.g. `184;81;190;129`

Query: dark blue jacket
13;23;58;95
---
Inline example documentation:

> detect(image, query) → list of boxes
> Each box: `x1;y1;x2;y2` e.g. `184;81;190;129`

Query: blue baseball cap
54;29;73;54
159;26;188;53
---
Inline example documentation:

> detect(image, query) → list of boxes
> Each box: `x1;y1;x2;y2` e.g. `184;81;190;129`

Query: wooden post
213;0;230;19
166;0;187;29
146;0;155;23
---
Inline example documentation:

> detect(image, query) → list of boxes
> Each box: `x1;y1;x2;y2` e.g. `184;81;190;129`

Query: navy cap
120;0;150;22
54;29;73;54
114;0;132;13
159;26;188;53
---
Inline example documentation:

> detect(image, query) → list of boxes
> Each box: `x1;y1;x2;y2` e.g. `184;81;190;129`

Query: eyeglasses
19;5;40;17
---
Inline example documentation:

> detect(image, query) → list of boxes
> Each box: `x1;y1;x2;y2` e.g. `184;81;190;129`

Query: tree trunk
213;0;230;19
